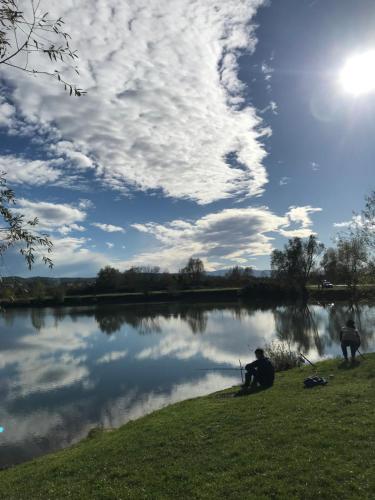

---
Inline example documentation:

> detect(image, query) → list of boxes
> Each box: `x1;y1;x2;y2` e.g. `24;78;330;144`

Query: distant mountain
2;276;95;285
207;269;271;278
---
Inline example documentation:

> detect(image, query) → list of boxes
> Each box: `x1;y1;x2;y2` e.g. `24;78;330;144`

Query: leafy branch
0;173;53;269
0;0;85;96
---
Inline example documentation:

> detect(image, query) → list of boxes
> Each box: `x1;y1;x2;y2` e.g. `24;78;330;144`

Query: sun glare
339;50;375;96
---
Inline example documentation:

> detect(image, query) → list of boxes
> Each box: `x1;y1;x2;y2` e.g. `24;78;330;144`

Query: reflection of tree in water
326;302;375;350
273;304;326;355
179;306;208;334
52;307;69;327
94;306;162;335
1;308;17;326
31;308;47;331
87;302;263;336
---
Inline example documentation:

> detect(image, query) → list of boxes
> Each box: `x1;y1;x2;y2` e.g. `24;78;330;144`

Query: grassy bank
0;287;241;308
1;355;374;499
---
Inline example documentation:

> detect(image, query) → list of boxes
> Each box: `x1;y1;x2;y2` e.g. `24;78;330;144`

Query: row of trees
94;259;254;294
271;234;371;291
271;191;375;290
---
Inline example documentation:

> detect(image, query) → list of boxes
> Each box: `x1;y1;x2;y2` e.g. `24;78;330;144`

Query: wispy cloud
92;223;125;233
1;0;269;204
333;215;363;228
279;176;291;186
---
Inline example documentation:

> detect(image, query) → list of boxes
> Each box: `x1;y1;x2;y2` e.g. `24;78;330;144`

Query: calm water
0;301;374;468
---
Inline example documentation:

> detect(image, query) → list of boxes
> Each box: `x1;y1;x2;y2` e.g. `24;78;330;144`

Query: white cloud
2;0;269;204
92;223;125;233
279;206;322;238
32;235;112;276
260;100;278;115
0;155;62;186
310;161;319;171
58;224;86;235
333;215;364;229
49;141;94;170
129;205;322;271
14;198;87;232
279;176;291;186
106;242;114;249
96;350;128;365
78;199;95;210
261;62;274;81
0;98;15;127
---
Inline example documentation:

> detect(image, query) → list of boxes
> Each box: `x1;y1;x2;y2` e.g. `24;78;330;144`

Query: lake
0;300;374;468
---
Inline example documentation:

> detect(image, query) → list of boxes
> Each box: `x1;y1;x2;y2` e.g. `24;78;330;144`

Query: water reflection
0;300;374;469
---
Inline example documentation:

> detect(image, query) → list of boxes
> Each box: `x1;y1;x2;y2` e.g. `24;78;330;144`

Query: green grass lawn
1;355;374;499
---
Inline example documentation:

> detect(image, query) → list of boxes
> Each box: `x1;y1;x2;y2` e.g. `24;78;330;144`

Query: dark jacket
245;357;275;386
340;326;360;344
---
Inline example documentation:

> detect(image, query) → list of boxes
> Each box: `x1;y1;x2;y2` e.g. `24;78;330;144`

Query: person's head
255;348;265;359
346;319;355;328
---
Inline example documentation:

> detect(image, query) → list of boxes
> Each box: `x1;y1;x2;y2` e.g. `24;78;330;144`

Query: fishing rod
357;349;366;360
198;359;246;383
299;352;316;368
198;368;244;371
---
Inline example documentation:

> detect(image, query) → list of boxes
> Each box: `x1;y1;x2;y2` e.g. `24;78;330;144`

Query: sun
339;50;375;96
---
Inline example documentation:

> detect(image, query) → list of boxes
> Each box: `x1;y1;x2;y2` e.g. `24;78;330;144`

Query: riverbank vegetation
0;354;374;499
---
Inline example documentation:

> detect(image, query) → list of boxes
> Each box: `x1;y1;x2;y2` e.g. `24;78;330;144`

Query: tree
0;0;85;95
336;235;368;290
320;247;340;283
225;266;253;285
354;190;375;251
96;266;122;291
179;257;205;286
271;235;324;287
0;174;53;269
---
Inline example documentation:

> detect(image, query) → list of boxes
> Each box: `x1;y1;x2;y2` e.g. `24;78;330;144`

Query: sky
0;0;375;277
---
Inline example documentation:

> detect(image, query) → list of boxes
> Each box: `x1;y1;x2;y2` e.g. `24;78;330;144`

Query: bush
265;341;302;372
240;279;304;301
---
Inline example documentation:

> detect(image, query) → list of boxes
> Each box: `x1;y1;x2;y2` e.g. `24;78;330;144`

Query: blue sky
0;0;374;277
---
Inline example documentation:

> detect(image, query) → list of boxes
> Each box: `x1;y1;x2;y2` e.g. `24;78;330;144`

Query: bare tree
179;257;205;286
0;0;85;95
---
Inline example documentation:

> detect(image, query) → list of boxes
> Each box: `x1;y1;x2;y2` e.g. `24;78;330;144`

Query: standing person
340;319;361;362
243;348;275;389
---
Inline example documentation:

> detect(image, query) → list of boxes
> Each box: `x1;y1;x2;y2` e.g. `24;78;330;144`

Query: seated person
340;319;361;362
243;348;275;389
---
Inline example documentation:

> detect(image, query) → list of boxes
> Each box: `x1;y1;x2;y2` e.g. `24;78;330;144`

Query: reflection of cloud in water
96;350;128;364
99;373;238;429
0;313;96;398
136;310;275;366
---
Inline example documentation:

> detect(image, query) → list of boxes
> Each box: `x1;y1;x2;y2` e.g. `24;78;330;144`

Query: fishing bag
303;376;328;389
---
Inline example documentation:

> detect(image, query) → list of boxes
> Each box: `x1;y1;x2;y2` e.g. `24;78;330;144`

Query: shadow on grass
337;360;361;370
214;385;273;399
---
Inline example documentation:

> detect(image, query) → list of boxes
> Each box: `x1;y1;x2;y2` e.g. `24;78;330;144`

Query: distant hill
1;276;95;286
207;269;271;278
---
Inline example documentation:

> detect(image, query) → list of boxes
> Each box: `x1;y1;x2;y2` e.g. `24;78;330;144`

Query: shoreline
1;285;375;309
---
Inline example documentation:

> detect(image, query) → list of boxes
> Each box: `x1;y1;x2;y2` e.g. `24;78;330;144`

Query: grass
1;356;375;499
